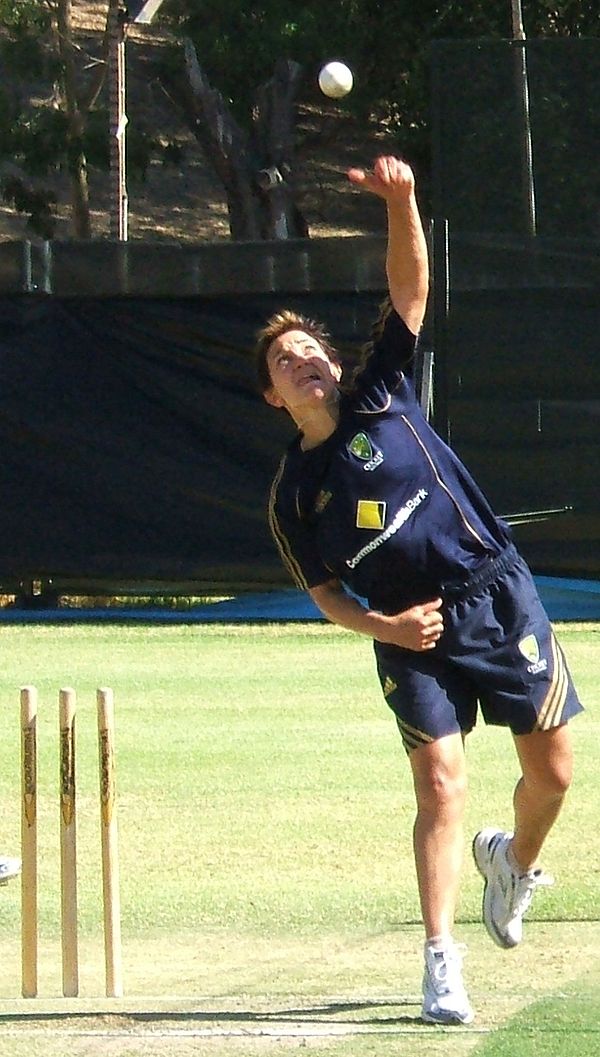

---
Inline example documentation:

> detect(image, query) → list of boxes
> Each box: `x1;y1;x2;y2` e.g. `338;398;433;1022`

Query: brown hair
254;309;341;394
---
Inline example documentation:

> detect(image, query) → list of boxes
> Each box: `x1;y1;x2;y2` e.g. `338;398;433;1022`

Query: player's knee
523;754;573;802
415;763;467;817
541;758;573;799
518;724;574;800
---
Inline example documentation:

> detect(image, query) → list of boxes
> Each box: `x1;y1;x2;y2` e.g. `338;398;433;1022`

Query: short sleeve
351;305;418;411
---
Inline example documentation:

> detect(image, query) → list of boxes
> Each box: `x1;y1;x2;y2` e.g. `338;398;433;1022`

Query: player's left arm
348;156;429;335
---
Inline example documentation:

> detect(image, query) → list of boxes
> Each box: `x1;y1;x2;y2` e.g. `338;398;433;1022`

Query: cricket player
257;156;583;1024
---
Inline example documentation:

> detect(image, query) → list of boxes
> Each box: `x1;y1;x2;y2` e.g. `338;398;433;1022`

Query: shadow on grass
0;997;428;1028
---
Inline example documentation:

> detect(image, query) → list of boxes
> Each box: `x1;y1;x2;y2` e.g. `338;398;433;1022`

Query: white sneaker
0;856;21;885
422;940;474;1025
472;828;553;949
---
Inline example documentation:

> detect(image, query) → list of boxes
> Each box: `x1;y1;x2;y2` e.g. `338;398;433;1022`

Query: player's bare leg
511;723;573;868
410;732;467;938
410;733;473;1024
473;723;572;949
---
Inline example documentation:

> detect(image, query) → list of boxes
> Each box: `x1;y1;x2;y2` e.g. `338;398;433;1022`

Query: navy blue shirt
269;307;511;610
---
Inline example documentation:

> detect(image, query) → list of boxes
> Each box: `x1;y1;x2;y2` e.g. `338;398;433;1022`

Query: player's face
264;329;342;415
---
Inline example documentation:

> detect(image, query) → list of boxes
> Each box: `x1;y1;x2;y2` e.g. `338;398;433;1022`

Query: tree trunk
67;112;93;240
161;40;308;240
252;58;308;239
55;0;93;238
182;39;262;239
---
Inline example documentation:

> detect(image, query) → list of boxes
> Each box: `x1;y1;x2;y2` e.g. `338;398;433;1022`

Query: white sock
425;934;453;952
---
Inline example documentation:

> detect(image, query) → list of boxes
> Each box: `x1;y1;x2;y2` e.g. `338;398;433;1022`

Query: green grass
0;620;596;1056
1;624;423;938
472;973;600;1056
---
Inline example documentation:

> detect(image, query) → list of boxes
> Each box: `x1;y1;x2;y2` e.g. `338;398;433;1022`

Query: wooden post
97;687;123;998
108;7;128;240
59;688;79;998
21;686;38;999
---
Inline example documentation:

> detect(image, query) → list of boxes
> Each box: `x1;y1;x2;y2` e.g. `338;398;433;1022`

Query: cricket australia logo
518;634;548;675
348;432;383;472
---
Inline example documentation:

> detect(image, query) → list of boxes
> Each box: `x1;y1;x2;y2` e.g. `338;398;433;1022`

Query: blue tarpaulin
0;577;598;623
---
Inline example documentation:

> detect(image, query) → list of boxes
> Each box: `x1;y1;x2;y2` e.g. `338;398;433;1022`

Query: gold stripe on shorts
535;634;568;731
395;716;434;752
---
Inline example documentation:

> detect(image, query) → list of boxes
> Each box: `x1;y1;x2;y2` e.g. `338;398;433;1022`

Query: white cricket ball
318;61;353;99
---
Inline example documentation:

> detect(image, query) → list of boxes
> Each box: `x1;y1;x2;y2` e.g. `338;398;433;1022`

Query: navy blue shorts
373;544;584;752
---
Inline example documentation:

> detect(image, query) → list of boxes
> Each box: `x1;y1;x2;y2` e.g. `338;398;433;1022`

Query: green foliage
162;0;599;183
0;84;18;152
0;2;68;233
0;0;53;78
0;0;50;31
1;174;56;237
12;106;69;176
0;1;597;238
0;0;158;237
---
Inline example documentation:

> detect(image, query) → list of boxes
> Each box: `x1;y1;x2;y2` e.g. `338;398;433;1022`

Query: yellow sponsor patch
356;500;386;530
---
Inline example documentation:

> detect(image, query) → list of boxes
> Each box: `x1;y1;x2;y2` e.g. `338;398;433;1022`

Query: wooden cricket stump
20;686;38;999
59;687;79;997
97;687;123;998
19;686;123;999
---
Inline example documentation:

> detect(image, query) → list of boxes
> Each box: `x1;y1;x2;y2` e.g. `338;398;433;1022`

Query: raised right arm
347;156;429;335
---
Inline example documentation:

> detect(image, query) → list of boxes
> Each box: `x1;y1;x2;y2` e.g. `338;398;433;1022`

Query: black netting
431;38;600;239
430;39;600;577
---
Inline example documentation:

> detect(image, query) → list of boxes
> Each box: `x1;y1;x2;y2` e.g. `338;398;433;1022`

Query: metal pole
109;6;128;240
511;0;525;37
511;0;537;236
432;218;451;442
